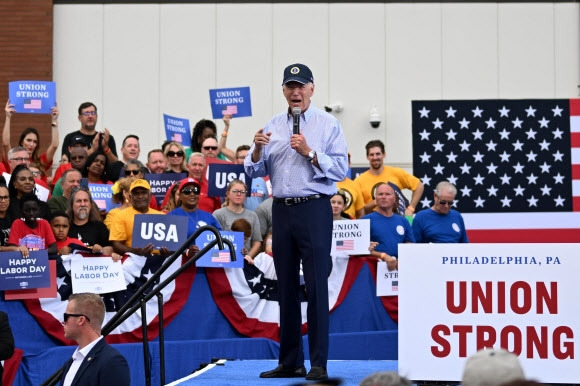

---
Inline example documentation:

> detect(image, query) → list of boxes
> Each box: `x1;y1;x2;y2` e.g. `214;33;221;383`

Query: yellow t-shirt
337;178;365;218
109;206;164;247
355;165;421;204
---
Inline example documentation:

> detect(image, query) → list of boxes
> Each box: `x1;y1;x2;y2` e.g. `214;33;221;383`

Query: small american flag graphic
222;105;238;115
171;133;182;142
336;240;354;251
24;99;42;109
392;280;398;291
212;251;231;263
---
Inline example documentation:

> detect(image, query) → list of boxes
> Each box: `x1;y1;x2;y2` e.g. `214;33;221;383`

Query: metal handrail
41;225;236;386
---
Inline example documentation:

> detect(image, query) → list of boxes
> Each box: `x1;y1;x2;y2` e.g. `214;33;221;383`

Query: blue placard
145;173;187;207
350;167;367;180
163;114;191;147
209;86;252;119
195;230;243;268
8;81;56;114
207;163;251;197
131;214;188;251
0;250;50;290
88;183;119;211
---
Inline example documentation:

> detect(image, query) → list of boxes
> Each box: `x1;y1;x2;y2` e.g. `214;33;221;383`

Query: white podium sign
398;243;580;384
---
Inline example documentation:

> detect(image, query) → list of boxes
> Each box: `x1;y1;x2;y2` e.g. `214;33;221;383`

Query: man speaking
245;63;348;381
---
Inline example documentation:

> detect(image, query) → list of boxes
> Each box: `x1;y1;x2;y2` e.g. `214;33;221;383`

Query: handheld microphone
292;107;301;135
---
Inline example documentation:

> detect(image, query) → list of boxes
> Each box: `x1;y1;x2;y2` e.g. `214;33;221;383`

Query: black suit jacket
59;338;130;386
0;311;15;382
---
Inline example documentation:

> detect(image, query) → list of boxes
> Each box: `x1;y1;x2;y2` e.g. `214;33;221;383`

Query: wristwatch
307;150;316;162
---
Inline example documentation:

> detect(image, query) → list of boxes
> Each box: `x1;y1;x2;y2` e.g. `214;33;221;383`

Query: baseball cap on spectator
178;178;201;192
130;179;151;192
462;348;525;386
282;63;314;85
70;135;89;147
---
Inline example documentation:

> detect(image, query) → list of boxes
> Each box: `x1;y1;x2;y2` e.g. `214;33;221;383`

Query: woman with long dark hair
2;100;59;182
186;117;229;161
81;151;111;184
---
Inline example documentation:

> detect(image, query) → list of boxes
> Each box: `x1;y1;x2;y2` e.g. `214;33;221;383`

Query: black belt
273;194;326;206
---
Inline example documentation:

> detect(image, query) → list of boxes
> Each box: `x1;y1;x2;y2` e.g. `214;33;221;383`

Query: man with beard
109;179;163;255
61;102;118;163
146;149;168;174
67;187;115;255
355;139;424;216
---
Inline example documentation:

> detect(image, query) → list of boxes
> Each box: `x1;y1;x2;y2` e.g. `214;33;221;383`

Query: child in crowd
7;193;57;256
49;212;88;255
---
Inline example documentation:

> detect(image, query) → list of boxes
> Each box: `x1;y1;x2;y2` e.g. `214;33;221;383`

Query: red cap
178;177;200;192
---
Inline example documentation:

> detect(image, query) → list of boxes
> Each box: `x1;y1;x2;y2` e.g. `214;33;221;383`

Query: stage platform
168;359;398;386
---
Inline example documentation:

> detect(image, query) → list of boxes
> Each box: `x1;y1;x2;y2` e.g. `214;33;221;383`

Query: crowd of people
0;62;474;383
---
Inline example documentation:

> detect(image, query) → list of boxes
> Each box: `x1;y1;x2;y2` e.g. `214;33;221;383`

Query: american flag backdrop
412;99;580;242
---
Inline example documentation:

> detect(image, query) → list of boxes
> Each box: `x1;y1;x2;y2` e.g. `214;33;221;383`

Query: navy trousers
272;196;332;368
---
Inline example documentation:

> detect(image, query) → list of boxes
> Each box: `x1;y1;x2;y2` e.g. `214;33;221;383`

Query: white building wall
53;2;579;169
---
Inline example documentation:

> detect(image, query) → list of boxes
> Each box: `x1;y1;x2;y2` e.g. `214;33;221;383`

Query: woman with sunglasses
81;151;111;185
2;100;60;183
212;179;262;264
7;164;51;221
163;142;188;173
168;178;221;259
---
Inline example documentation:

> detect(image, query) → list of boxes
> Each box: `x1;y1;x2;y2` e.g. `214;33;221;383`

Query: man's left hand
290;133;310;157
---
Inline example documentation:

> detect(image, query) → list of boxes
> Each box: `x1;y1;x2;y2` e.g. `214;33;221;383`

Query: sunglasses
0;196;9;202
70;156;86;161
167;150;184;157
125;169;140;176
439;200;454;206
203;146;218;151
63;313;90;322
181;186;200;195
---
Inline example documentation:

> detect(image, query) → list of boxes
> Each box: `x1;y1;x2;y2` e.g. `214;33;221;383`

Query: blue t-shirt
412;208;469;243
362;211;415;257
244;177;269;212
168;207;222;242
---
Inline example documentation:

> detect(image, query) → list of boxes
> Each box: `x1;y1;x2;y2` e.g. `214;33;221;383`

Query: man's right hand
252;128;270;161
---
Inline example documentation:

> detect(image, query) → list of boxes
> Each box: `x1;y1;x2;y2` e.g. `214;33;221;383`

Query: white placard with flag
331;219;370;255
376;263;398;296
70;255;126;294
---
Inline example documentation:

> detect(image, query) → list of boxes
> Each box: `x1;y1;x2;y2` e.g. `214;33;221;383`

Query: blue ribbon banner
131;214;188;251
207;163;251;198
209;86;252;119
163;114;192;147
0;250;50;290
195;230;243;268
145;173;187;207
8;81;56;114
89;183;119;211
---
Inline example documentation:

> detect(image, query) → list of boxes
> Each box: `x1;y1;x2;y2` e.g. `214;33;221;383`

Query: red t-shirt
8;219;56;249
